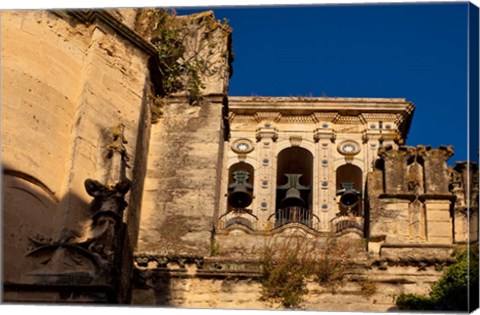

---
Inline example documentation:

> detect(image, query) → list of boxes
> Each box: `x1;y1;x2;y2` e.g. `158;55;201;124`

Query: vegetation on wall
136;9;231;122
260;237;363;309
396;247;479;311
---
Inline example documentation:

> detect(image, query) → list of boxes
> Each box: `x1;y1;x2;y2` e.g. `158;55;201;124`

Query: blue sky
177;3;472;163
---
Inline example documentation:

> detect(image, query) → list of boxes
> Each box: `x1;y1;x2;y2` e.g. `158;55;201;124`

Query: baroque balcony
218;208;258;230
330;215;364;233
269;206;320;230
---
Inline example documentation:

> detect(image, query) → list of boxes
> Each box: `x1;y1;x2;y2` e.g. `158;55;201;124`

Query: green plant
260;238;315;309
138;9;230;109
259;237;361;308
396;246;479;311
314;239;356;289
395;293;435;310
210;239;220;256
150;95;166;123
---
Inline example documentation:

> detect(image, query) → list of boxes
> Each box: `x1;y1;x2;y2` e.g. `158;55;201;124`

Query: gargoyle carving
25;178;132;281
83;178;131;262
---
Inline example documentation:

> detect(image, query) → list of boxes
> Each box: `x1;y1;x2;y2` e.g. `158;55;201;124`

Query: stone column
255;124;279;230
314;128;336;231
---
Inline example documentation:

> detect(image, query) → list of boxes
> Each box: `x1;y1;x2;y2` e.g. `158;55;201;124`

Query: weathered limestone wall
2;10;88;194
135;12;232;257
368;145;455;248
450;161;479;243
2;9;153;301
131;260;445;311
136;97;226;256
2;10;90;284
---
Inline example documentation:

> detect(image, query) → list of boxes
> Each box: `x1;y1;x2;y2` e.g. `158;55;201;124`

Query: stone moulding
60;9;157;55
229;96;415;139
133;255;263;277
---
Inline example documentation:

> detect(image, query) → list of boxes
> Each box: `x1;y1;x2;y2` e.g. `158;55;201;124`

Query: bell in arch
337;182;361;215
277;174;310;208
339;191;359;208
281;187;305;208
228;170;253;208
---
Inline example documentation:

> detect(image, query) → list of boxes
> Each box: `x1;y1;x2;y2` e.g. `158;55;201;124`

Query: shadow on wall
132;268;173;306
2;164;131;303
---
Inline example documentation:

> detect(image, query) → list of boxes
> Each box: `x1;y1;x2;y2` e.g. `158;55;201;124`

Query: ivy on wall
136;9;230;123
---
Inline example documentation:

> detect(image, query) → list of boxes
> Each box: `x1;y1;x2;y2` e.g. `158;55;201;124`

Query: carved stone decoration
417;145;454;194
289;135;302;147
406;159;424;195
107;123;130;163
409;198;426;241
254;112;281;123
24;178;131;287
231;138;254;154
313;128;335;143
83;178;131;263
104;123;131;186
256;126;278;142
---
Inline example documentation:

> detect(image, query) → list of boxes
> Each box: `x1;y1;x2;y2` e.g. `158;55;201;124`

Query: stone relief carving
107;123;130;163
25;178;131;284
23;121;133;287
84;178;131;263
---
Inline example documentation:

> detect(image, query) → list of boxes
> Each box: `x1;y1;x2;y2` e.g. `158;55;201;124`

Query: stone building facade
1;8;478;311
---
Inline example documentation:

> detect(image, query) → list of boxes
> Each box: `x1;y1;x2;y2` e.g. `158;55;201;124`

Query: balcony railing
218;208;258;230
269;206;320;230
330;215;364;233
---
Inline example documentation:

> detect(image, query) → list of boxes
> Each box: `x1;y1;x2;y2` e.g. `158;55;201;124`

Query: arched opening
227;162;254;212
335;164;363;216
275;147;313;228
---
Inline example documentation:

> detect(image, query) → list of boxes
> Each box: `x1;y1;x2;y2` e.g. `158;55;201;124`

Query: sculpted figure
84;179;131;262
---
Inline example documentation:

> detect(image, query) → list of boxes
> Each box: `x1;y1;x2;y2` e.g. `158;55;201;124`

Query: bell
281;187;305;208
340;191;359;208
228;183;253;208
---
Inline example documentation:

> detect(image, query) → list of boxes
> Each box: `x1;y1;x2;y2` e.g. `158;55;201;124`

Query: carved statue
24;178;132;285
83;178;131;262
107;123;130;163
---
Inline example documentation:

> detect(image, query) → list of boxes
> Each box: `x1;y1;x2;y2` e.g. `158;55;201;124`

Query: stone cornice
59;9;158;56
229;96;414;114
228;96;415;139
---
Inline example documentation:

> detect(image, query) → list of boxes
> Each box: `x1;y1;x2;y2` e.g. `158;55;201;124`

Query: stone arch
275;147;314;228
335;164;363;216
275;139;316;157
226;162;255;211
2;170;61;283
